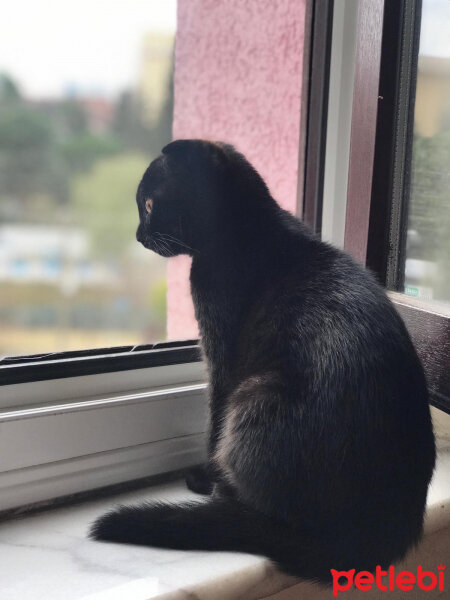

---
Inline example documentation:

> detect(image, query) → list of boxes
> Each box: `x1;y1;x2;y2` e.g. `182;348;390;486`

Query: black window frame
0;341;202;386
365;0;450;415
302;0;450;414
366;0;423;291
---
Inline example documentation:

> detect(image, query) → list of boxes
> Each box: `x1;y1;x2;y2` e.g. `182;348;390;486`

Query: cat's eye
145;198;153;213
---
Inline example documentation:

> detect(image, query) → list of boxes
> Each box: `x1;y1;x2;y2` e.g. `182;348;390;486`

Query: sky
420;0;450;58
0;0;449;100
0;0;176;99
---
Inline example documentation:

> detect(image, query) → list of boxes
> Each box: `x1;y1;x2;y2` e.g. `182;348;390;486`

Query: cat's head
135;139;271;257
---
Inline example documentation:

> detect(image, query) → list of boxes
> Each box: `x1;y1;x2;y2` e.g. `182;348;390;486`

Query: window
377;0;450;415
2;0;446;515
316;0;450;414
0;0;208;513
404;0;450;304
0;0;176;358
300;0;449;415
0;0;310;512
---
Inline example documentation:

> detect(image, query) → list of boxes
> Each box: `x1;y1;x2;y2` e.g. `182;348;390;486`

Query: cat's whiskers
156;232;193;252
153;234;173;257
152;237;166;257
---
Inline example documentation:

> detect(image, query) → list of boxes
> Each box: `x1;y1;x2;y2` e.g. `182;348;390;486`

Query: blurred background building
415;55;450;137
139;33;175;126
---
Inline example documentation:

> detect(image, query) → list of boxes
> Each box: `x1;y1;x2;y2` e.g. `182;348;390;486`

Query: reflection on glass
405;0;450;303
0;1;176;357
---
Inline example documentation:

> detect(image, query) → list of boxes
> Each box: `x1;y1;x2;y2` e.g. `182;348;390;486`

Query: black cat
90;140;435;583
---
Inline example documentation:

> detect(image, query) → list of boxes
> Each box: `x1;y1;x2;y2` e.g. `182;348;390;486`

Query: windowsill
1;451;449;600
0;479;296;600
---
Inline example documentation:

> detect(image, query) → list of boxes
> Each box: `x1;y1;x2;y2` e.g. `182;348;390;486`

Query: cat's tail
89;497;329;582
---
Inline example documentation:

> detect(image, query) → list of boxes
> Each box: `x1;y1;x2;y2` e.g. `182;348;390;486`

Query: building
415;55;450;137
138;32;174;126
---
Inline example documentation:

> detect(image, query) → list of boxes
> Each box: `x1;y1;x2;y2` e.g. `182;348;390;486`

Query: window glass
0;1;176;357
405;0;450;303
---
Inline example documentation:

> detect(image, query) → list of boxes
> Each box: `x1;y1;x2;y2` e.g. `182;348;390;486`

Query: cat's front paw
185;464;214;495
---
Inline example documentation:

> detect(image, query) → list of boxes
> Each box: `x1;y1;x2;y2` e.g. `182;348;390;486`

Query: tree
151;61;174;151
0;106;55;199
113;91;151;152
59;100;88;137
0;73;21;105
71;153;149;257
112;49;174;156
408;131;450;299
62;133;122;174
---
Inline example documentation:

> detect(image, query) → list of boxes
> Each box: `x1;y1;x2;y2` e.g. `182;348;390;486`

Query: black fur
184;463;214;495
90;140;435;583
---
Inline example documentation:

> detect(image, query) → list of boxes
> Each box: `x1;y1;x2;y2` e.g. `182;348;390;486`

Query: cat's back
235;221;434;483
240;227;427;408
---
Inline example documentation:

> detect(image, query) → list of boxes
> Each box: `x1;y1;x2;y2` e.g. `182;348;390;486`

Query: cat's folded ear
163;139;231;157
162;140;209;166
162;139;229;170
162;139;193;157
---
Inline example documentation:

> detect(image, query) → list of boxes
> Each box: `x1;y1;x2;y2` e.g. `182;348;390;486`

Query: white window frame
0;351;208;512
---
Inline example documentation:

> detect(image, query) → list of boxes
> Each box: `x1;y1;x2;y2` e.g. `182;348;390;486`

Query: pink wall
168;0;307;339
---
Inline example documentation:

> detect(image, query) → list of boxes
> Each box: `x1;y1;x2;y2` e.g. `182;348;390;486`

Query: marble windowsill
1;451;449;600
